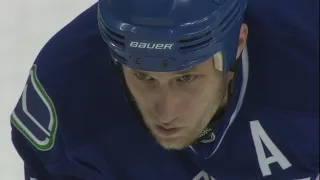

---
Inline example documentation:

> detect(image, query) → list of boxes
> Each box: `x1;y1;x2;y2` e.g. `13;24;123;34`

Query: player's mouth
154;125;182;137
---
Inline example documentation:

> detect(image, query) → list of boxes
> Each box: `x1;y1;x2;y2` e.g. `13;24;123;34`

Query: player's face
123;24;248;150
123;58;228;150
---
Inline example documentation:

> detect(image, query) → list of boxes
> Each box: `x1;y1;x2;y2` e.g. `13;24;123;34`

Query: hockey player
10;0;319;179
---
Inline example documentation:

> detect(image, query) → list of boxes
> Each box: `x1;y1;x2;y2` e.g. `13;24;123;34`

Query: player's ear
236;23;248;59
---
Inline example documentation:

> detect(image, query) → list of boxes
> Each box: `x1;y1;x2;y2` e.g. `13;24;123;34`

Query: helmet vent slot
98;10;125;49
110;50;127;63
219;1;240;33
178;31;213;52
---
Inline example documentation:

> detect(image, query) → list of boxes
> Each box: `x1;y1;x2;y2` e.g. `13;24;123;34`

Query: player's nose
154;90;180;124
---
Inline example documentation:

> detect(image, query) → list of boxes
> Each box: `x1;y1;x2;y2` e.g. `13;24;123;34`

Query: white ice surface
0;1;96;179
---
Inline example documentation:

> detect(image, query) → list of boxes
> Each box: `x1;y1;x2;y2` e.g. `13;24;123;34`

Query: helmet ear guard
213;51;224;72
98;0;248;73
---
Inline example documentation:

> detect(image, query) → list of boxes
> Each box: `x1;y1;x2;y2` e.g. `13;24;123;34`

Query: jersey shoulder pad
11;65;58;151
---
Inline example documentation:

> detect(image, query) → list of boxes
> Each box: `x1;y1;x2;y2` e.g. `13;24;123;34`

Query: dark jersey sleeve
12;126;62;180
10;65;84;179
244;0;319;111
9;55;94;179
9;3;114;179
10;64;75;180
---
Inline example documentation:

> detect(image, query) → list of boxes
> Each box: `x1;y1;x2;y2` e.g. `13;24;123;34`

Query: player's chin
155;136;193;150
151;130;194;150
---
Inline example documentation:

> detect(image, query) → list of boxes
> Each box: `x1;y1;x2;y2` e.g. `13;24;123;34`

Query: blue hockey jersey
11;0;319;180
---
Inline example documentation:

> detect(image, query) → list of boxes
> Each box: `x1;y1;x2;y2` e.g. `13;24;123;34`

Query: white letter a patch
250;120;292;177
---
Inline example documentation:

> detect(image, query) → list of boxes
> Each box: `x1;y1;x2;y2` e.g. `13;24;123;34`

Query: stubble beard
141;74;230;150
154;79;229;150
148;124;205;150
153;122;206;150
145;103;221;150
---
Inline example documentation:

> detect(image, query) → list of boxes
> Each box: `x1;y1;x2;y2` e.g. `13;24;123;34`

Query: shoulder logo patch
11;65;58;151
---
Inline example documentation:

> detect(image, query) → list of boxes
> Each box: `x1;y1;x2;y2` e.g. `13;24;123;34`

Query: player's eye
177;74;197;83
134;73;154;81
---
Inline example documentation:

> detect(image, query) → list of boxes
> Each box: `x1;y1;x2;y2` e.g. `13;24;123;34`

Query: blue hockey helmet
98;0;247;72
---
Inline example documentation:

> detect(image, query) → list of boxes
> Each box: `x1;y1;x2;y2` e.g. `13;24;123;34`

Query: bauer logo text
129;42;174;50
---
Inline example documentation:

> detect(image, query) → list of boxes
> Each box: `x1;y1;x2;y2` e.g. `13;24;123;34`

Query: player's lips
154;125;182;137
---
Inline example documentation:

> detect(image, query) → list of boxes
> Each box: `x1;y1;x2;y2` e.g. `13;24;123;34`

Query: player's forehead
123;57;214;75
